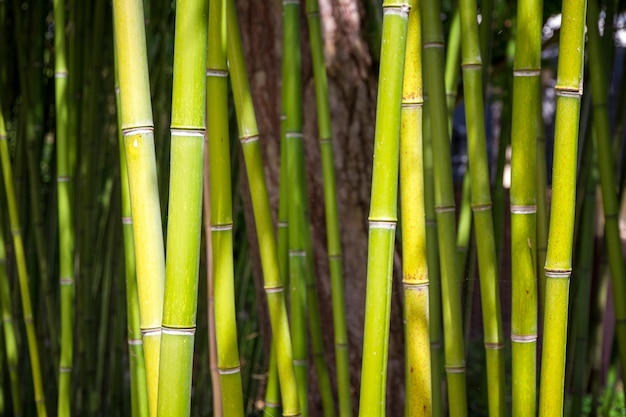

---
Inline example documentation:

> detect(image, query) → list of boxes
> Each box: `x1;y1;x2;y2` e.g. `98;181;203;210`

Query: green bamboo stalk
458;0;506;412
114;48;149;417
536;84;549;313
444;8;461;132
0;99;47;417
538;0;587;413
0;219;21;417
358;1;409;415
227;2;301;415
422;0;468;413
305;0;352;414
54;0;75;413
112;0;166;414
587;0;626;381
156;0;207;414
509;0;542;414
423;98;444;417
281;1;309;412
400;0;432;414
265;342;282;415
207;0;244;415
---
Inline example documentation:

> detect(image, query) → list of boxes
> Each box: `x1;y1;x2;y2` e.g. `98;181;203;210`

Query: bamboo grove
3;0;626;415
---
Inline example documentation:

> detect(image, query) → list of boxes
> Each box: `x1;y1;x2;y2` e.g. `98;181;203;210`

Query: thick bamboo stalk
509;0;542;414
157;0;207;414
587;0;626;381
0;102;47;417
305;0;352;414
358;1;409;415
421;0;468;413
112;1;166;414
538;0;586;413
227;2;301;415
54;0;75;414
207;0;245;414
400;0;432;414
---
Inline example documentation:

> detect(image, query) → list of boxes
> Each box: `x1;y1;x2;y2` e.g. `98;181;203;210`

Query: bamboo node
170;128;205;138
60;278;74;286
210;223;234;231
162;327;196;336
544;269;571;279
435;205;455;214
472;203;492;212
555;87;582;98
403;281;428;289
54;71;69;79
121;216;132;225
320;138;333;144
445;366;466;374
288;249;306;257
278;221;288;229
430;341;442;348
511;334;537;343
484;342;504;350
513;69;541;77
218;365;241;375
264;286;284;294
461;63;482;70
293;359;308;366
122;127;154;137
206;69;228;77
56;175;71;183
59;366;72;373
285;132;304;139
423;41;445;49
127;338;143;346
401;102;423;109
141;328;162;337
328;254;342;260
239;135;259;144
282;0;300;4
0;134;6;140
510;204;536;214
368;220;397;230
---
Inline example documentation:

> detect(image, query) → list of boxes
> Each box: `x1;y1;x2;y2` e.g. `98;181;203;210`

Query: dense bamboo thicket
4;0;626;416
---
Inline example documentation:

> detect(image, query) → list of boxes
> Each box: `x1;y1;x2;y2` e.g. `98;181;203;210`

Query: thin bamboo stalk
54;0;75;413
156;0;207;414
400;0;432;413
305;0;352;414
227;2;301;415
0;219;21;416
207;0;244;414
587;0;626;381
0;101;47;417
358;1;409;415
538;0;586;412
421;0;468;412
458;0;506;412
509;0;542;413
112;0;166;414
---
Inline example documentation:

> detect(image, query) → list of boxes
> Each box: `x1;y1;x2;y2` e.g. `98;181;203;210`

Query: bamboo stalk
421;0;468;412
358;1;409;415
509;0;542;413
227;2;301;415
538;0;586;413
586;0;626;381
207;0;244;414
400;0;432;413
112;0;166;414
304;0;352;414
0;100;47;417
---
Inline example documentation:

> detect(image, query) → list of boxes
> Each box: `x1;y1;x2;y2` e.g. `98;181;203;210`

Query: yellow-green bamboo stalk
227;2;301;415
423;99;444;417
281;0;309;412
114;48;149;417
422;0;468;412
444;8;461;132
305;0;352;414
401;0;432;414
0;220;21;417
587;0;626;379
207;0;244;414
54;0;75;413
264;342;282;416
510;0;542;414
157;0;207;414
0;100;47;417
536;86;549;313
538;0;586;413
112;0;166;414
358;1;409;415
458;0;506;412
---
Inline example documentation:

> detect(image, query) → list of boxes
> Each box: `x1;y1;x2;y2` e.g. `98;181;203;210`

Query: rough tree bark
234;0;406;414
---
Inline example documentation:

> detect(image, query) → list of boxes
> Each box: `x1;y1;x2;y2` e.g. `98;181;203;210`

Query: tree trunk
235;1;406;414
